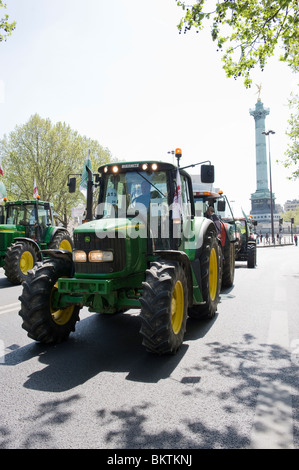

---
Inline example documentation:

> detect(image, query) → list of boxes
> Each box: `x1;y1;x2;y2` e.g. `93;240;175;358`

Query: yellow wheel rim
59;239;72;251
20;251;34;274
171;280;184;334
209;248;218;301
50;281;75;325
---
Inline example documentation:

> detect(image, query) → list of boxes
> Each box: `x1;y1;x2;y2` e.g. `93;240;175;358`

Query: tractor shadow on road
2;306;219;392
0;277;16;288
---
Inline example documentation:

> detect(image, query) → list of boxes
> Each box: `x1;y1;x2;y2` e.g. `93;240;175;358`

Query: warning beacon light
175;148;182;159
175;148;182;166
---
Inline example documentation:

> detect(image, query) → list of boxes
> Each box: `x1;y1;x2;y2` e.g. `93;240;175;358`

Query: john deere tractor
234;217;257;268
192;186;236;288
0;199;73;284
19;152;222;355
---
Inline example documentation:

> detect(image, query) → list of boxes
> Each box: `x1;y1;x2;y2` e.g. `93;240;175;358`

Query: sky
0;0;298;216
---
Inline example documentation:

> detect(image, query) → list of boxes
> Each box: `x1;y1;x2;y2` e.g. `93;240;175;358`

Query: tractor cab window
97;170;168;219
6;204;38;226
216;198;234;222
37;206;52;227
194;199;209;218
180;174;192;219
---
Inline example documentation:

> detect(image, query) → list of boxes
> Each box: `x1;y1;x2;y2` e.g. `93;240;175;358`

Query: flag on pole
79;149;92;198
172;167;183;220
0;180;6;202
241;207;248;221
33;178;38;199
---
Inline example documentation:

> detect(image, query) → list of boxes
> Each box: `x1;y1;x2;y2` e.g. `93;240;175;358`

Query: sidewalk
257;236;297;248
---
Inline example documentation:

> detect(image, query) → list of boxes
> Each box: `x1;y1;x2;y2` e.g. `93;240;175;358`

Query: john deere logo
85;236;91;243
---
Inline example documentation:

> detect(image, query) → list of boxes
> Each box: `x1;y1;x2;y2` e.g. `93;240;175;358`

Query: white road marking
0;302;21;315
250;309;294;449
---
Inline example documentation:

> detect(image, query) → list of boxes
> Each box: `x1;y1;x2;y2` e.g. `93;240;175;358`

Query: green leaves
284;90;299;179
176;0;299;86
0;1;16;43
0;114;114;224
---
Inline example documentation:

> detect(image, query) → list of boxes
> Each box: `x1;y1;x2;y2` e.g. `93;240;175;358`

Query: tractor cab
5;200;54;242
95;161;214;252
192;188;235;223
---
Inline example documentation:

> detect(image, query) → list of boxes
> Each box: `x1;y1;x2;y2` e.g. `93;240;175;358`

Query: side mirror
201;165;214;184
68;177;76;193
217;200;225;212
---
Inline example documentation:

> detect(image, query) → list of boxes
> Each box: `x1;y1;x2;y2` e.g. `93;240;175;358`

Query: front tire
19;258;80;343
139;260;188;355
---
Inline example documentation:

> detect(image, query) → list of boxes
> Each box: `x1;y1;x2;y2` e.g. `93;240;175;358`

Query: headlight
88;250;113;262
73;250;87;262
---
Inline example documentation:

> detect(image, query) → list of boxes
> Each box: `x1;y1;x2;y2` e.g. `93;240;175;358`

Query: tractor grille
73;231;126;274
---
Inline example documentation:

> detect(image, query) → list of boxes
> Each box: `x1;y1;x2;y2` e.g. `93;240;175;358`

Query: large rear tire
4;242;38;285
19;257;80;343
49;231;73;252
139;260;188;355
222;242;235;288
247;242;256;268
188;230;221;320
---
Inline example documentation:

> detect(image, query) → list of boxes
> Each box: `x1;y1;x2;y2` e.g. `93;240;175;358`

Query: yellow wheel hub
209;248;218;301
59;239;72;251
50;281;75;325
20;251;34;274
171;280;184;334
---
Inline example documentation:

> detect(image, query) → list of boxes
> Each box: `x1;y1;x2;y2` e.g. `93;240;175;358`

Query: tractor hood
0;224;26;234
74;217;147;239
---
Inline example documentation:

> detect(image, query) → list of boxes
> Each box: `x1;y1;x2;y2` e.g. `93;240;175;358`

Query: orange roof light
175;148;182;158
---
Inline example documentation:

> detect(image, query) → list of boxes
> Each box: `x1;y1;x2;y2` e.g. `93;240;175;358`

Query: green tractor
0;199;73;284
234;217;257;269
19;152;222;354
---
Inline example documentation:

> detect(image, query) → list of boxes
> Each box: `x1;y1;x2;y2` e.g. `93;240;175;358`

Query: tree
0;114;114;224
0;1;16;43
176;0;299;87
284;89;299;178
282;207;299;226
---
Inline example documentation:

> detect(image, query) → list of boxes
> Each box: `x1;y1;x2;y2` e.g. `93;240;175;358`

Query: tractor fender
12;237;43;260
48;226;69;243
41;249;73;262
154;250;193;308
40;249;75;276
193;217;218;255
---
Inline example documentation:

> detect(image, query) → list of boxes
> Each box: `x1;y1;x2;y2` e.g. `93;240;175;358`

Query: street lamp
262;130;275;244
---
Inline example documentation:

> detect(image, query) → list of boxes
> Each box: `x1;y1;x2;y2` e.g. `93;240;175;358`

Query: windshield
97;170;168;219
6;204;37;225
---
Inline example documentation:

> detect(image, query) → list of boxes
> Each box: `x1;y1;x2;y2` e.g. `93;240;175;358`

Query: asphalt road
0;245;298;450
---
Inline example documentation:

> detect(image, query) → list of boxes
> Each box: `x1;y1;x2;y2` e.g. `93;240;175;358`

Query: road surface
0;245;298;450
